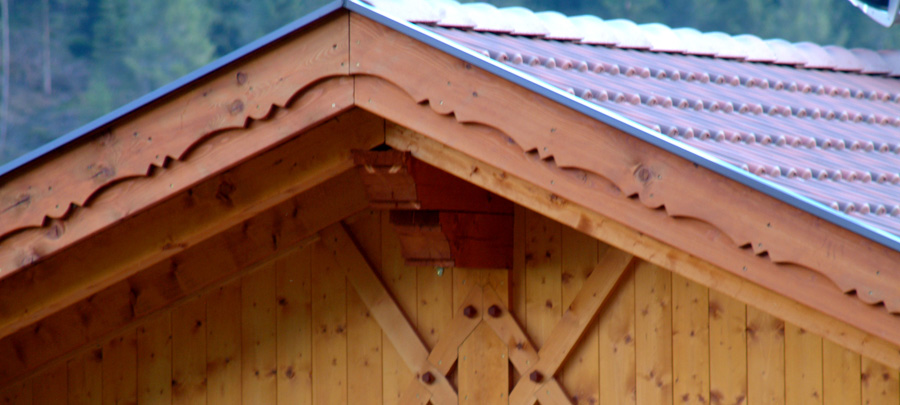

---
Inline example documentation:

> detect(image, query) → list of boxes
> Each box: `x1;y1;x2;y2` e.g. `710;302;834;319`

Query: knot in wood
236;71;248;85
463;305;477;318
634;166;652;183
421;371;435;384
229;99;245;115
530;371;543;383
487;305;501;318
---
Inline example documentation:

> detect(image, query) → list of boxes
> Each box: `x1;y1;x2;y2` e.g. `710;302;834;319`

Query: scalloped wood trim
0;76;353;279
0;12;350;247
348;13;900;313
0;108;384;341
380;108;900;369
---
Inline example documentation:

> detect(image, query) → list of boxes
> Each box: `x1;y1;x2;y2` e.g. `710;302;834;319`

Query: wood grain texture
861;357;899;405
68;349;102;405
206;283;241;405
380;213;418;405
0;75;354;281
560;226;600;405
598;266;637;405
242;264;278;405
634;261;672;405
417;266;453;350
746;307;784;405
823;340;860;405
672;274;709;405
381;102;900;367
0;380;30;405
102;329;137;405
0;13;351;244
30;362;65;405
277;247;313;405
353;13;900;336
172;297;206;405
345;210;383;405
483;284;537;376
458;323;508;405
136;313;172;405
430;285;482;375
709;290;747;405
524;209;562;350
320;224;457;405
0;115;377;387
0;108;383;344
311;241;348;405
512;205;527;334
785;323;823;405
510;245;633;403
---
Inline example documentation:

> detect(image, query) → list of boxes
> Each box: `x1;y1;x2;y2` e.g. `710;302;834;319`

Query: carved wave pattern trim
362;72;900;314
0;76;350;276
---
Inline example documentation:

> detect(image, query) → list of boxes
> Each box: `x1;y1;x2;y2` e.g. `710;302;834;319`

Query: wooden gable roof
0;0;900;387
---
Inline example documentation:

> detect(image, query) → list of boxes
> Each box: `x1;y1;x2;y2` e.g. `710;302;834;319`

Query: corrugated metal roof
351;0;900;249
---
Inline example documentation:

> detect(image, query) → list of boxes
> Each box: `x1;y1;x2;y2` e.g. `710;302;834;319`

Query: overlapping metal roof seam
345;0;900;253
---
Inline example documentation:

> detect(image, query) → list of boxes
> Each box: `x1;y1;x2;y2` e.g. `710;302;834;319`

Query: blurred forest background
0;0;898;165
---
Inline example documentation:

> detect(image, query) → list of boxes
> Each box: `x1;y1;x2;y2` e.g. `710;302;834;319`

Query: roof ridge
361;0;900;76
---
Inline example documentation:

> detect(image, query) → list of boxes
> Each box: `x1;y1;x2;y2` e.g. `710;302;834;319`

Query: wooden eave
0;8;899;384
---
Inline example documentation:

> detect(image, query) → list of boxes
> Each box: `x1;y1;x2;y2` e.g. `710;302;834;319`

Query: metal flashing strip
0;0;344;179
345;0;900;253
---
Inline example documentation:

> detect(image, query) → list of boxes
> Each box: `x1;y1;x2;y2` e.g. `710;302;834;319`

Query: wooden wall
1;207;898;405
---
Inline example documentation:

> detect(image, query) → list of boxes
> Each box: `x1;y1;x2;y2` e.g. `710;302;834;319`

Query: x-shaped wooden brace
321;222;634;405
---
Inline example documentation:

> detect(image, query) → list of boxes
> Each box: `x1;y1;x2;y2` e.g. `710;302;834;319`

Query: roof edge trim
345;0;900;254
0;0;345;179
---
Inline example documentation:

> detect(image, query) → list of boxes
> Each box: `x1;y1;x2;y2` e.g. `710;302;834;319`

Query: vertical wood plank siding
5;206;899;405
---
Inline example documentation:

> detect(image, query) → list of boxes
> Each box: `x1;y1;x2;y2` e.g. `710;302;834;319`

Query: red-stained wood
0;76;354;281
136;313;172;405
0;12;351;245
0;108;383;343
351;13;900;333
206;284;242;405
102;329;138;405
172;297;207;405
439;212;512;269
374;82;900;361
389;210;454;267
67;348;102;405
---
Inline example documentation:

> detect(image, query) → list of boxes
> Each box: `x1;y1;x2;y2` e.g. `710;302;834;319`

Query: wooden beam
389;210;454;267
426;285;482;375
0;169;369;387
319;224;458;405
0;108;383;341
509;248;633;403
351;13;900;323
382;121;900;369
0;12;351;246
0;76;354;279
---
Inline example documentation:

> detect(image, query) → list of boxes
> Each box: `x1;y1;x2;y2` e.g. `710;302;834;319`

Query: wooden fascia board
0;12;353;279
347;13;900;349
381;122;900;370
0;108;384;341
0;168;368;387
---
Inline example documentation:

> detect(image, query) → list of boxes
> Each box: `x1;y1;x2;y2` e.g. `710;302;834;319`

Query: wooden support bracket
509;248;635;404
319;224;458;405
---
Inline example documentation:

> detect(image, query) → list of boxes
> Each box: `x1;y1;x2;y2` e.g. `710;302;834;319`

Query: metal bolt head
422;372;435;384
463;305;477;318
530;371;543;383
488;305;502;318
